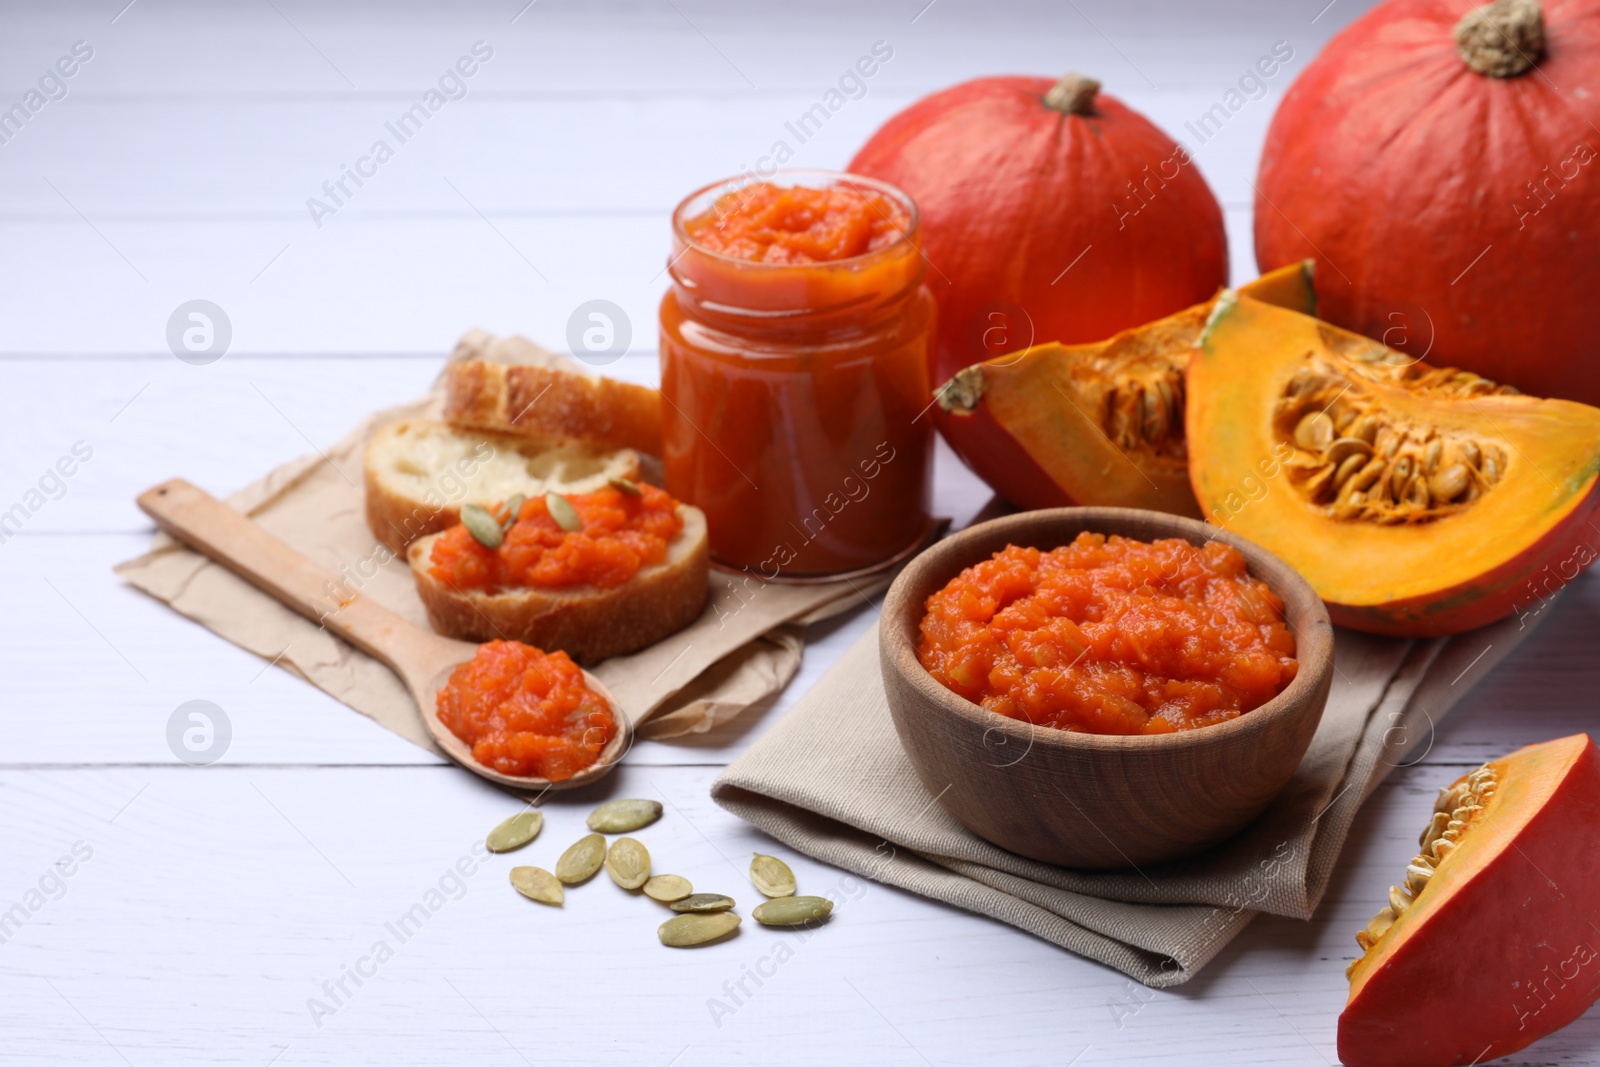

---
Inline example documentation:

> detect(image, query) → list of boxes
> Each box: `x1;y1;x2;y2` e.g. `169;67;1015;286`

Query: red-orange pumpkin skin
1338;735;1600;1066
1255;0;1600;405
849;76;1228;393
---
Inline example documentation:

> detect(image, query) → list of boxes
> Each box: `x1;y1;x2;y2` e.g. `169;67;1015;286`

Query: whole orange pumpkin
849;73;1229;397
1255;0;1600;404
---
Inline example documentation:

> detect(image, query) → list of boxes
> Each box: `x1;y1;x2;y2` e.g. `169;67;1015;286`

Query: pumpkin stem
1044;73;1101;115
936;366;986;415
1454;0;1545;78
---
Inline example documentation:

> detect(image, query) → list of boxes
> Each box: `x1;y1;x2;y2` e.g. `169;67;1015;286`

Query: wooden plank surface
4;1;1598;1064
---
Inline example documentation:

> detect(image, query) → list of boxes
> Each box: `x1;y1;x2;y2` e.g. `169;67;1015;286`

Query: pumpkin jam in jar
918;533;1298;735
428;484;683;592
436;640;616;781
660;171;935;577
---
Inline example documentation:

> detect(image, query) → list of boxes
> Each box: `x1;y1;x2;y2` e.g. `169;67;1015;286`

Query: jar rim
670;168;922;271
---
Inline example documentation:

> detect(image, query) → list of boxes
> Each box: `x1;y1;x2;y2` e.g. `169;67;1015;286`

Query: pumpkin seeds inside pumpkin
750;853;796;898
556;833;606;884
1278;350;1515;525
587;798;663;834
1351;762;1499;963
546;491;582;532
608;476;642;497
461;503;506;548
670;893;736;913
605;837;650;889
642;874;693;903
658;911;740;947
752;895;833;928
510;866;563;906
485;810;542;853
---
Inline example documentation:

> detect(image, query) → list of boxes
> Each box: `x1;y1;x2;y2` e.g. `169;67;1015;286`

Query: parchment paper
115;337;893;748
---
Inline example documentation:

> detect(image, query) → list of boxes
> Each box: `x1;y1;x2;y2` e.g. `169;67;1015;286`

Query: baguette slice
407;505;710;663
443;358;663;456
365;419;640;553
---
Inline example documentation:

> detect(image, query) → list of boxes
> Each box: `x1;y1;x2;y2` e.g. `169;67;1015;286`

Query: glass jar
659;170;936;579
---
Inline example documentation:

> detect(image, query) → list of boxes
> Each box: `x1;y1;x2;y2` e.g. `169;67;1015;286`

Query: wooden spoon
136;478;631;793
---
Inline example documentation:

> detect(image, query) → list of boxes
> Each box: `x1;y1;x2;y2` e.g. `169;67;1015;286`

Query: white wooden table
3;2;1596;1063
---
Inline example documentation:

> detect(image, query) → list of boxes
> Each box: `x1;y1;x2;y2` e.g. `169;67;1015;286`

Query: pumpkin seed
1303;462;1338;503
752;895;833;927
546;491;582;532
510;866;563;905
1332;451;1368;490
749;853;796;898
1139;387;1165;443
586;798;663;834
1388;885;1413;915
670;893;736;913
486;810;542;853
1293;411;1334;451
1423;438;1443;475
1322;437;1371;467
642;874;693;903
608;476;642;497
501;493;526;531
1361;907;1397;945
1419;811;1450;851
556;833;606;883
461;503;505;548
606;837;650;890
1388;455;1414;500
1429;462;1471;502
658;911;740;947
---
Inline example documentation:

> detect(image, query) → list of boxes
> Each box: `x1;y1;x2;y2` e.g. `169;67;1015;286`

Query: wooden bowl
880;507;1334;870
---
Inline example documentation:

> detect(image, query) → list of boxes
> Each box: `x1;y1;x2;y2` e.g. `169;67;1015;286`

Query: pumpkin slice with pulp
935;261;1315;515
1188;292;1600;636
1340;734;1600;1067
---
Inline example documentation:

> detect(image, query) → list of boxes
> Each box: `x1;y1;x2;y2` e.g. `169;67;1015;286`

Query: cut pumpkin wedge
1188;293;1600;636
1339;734;1600;1067
935;261;1315;515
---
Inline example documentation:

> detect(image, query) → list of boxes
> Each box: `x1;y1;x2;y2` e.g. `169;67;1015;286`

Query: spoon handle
136;478;432;677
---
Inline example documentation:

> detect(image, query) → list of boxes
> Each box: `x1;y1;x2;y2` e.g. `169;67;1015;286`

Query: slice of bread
407;505;710;663
443;358;662;456
364;419;640;553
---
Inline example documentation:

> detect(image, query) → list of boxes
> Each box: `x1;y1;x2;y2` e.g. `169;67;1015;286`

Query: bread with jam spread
364;419;640;553
407;484;709;663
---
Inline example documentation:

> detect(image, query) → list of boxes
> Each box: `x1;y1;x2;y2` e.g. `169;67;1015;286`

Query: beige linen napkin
712;609;1548;986
114;335;891;747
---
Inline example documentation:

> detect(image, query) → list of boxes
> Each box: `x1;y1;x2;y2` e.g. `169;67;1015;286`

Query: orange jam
682;182;911;265
436;640;616;781
428;484;682;592
661;171;934;577
917;533;1298;735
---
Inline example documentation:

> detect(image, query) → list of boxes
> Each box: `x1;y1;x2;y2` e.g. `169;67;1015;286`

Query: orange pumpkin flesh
935;262;1316;513
1339;734;1600;1067
1187;293;1600;636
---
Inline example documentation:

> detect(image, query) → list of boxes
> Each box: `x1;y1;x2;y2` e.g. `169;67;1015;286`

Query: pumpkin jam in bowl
917;533;1298;735
881;508;1334;869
